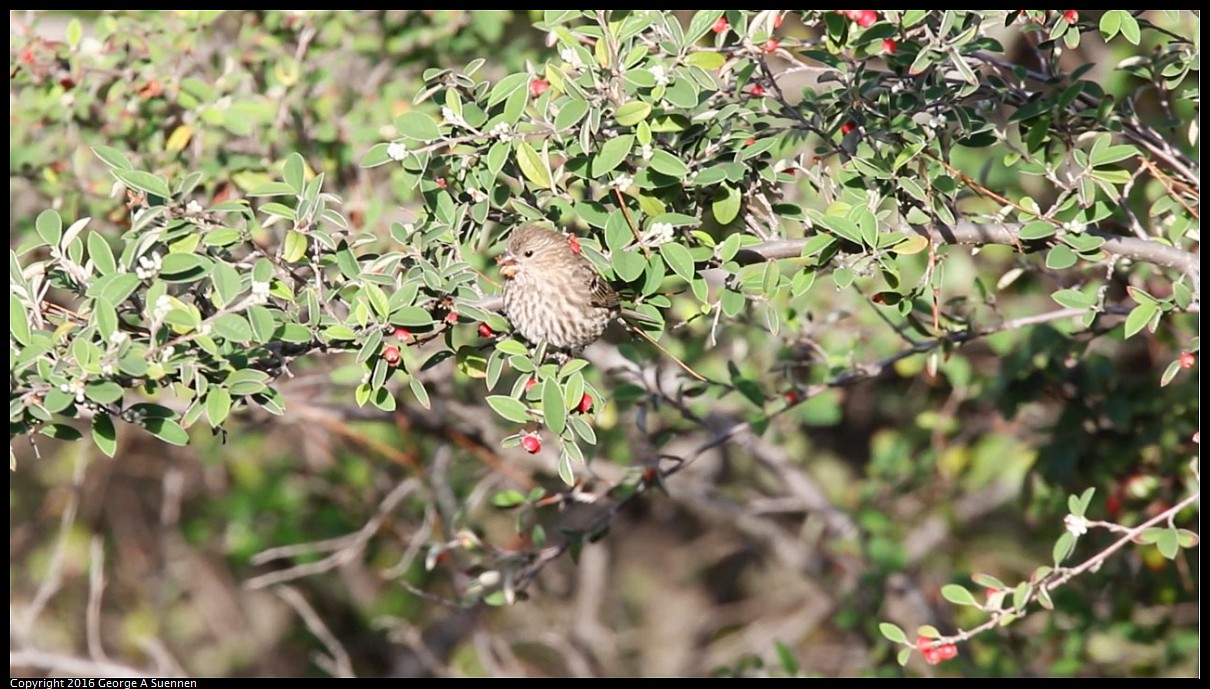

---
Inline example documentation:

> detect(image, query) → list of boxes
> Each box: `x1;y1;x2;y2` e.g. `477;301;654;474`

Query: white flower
611;174;634;193
640;144;654;161
1063;514;1089;537
215;96;232;111
251;279;271;303
560;47;584;69
467;188;486;203
386;141;409;162
441;107;464;127
136;253;163;280
650;64;670;86
1063;219;1083;234
153;295;174;321
186;200;204;214
101;363;115;376
108;331;129;347
490;122;513;142
641;222;675;247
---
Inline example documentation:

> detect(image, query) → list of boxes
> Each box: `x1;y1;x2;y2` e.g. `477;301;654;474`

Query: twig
274;585;357;678
86;536;108;664
246;479;420;589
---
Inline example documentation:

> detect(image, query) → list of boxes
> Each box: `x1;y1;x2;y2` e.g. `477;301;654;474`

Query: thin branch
246;479;420;589
9;649;152;678
273;585;357;678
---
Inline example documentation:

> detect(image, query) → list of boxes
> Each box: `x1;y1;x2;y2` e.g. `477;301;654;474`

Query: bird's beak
497;251;518;278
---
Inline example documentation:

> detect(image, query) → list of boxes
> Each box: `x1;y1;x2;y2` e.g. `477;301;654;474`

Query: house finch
497;225;620;353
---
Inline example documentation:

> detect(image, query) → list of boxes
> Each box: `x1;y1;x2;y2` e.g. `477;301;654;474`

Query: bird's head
497;225;576;279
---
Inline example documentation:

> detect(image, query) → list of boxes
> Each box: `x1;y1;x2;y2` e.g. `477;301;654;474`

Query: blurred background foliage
9;10;1199;677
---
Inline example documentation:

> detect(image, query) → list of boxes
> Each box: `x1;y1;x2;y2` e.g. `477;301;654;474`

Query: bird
497;225;620;354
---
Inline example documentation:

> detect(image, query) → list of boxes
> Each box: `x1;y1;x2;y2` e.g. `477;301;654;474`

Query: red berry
392;327;411;341
855;10;878;28
840;121;856;135
1063;10;1078;23
882;38;897;54
1179;351;1195;369
1105;493;1122;519
577;393;593;414
567;234;582;254
1193;430;1200;444
435;177;447;189
642;468;658;484
749;84;764;96
529;78;549;98
764;38;780;52
382;345;401;366
744;137;756;146
445;310;458;324
525;377;538;391
712;17;729;34
784;390;799;405
478;323;494;338
521;433;542;454
916;636;958;665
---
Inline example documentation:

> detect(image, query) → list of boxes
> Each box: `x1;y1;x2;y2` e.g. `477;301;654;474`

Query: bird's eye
523;250;534;257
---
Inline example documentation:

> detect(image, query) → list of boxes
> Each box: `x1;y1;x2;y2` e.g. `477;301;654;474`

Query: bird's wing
579;261;620;310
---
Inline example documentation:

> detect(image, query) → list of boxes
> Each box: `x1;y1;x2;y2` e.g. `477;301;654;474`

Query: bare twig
246;479;420;589
274;585;356;678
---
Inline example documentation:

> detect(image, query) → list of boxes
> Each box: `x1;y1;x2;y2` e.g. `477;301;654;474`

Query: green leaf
160;253;214;282
515;141;555;190
615;101;652;127
1123;302;1159;338
685;51;725;69
542;378;566;436
940;583;976;606
486;395;532;423
85;381;124;405
410;377;431;410
113;169;172;199
92;413;117;458
491;490;527;508
1018;220;1056;240
213;313;254;342
557;448;575;485
283;153;305;194
35;210;63;247
659;243;695;282
685;10;725;44
395;111;441;141
92;145;133;171
554;97;589;131
1045;244;1078;269
205;388;233;427
879;622;908;644
612;250;646;282
1050;288;1096;310
1090;144;1138;167
592;135;635;177
144;418;189;445
246;305;277;343
11;296;31;346
712;184;741;225
648;150;689;179
391;306;434;327
225;369;271;396
360;143;393;169
87;232;117;275
1156;528;1179;559
1052;531;1076;565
